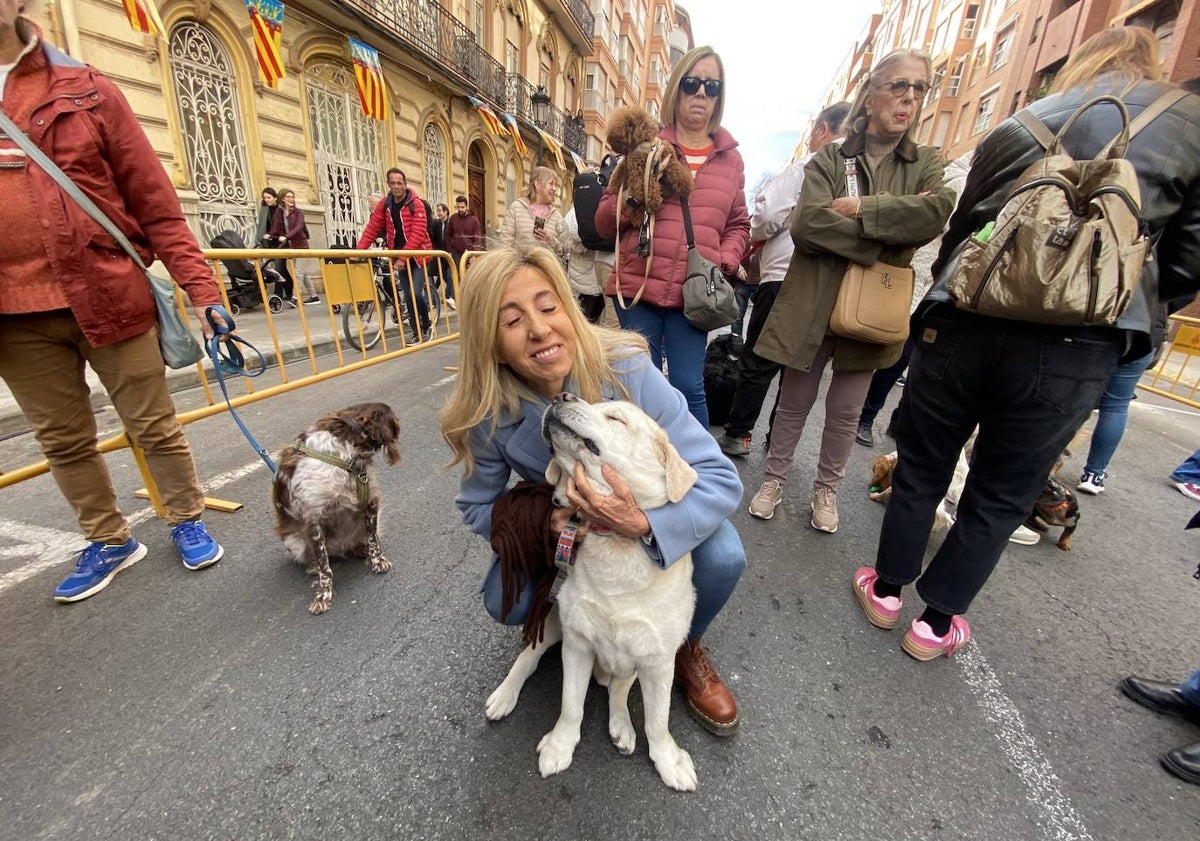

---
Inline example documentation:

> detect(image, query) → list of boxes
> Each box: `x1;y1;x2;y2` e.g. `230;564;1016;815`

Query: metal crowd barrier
1139;314;1200;410
0;248;468;513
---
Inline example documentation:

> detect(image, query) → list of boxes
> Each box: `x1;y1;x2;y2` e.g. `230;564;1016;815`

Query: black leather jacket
932;74;1200;358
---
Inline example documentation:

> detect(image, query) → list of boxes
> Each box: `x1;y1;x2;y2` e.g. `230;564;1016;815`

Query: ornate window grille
306;62;385;247
168;22;255;245
423;124;448;208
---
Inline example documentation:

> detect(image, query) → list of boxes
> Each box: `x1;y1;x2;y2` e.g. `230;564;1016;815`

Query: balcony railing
336;0;506;103
504;73;586;156
555;0;596;43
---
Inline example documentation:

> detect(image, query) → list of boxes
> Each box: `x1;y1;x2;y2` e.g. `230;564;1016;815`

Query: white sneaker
446;297;456;311
1009;524;1041;545
748;479;783;520
1076;469;1106;495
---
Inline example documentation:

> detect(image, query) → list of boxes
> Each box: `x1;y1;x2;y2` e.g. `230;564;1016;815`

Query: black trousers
724;281;783;440
858;336;914;428
875;304;1122;615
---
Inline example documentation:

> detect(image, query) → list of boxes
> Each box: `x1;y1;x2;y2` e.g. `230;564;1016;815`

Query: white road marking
957;644;1094;841
423;374;457;391
0;459;268;594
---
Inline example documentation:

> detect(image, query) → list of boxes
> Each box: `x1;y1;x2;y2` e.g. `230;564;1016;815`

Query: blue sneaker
170;520;224;570
54;539;148;603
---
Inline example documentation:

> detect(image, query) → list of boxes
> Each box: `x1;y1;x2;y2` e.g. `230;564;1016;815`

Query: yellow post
130;443;166;519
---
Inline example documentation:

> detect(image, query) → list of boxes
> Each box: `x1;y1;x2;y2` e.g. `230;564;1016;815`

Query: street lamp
530;84;551;165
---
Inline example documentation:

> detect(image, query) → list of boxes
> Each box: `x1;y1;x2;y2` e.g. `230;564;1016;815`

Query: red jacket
7;37;220;346
268;205;309;249
595;125;750;309
356;188;431;266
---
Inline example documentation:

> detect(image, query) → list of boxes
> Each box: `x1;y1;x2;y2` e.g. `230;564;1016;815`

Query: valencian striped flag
122;0;166;38
348;38;387;120
500;112;529;156
245;0;286;88
568;150;587;172
466;96;506;137
535;127;565;170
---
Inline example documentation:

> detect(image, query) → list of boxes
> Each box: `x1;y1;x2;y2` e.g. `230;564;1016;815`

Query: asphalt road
0;342;1197;841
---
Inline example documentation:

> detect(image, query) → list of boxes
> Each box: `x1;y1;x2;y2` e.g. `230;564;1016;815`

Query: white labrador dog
485;394;700;791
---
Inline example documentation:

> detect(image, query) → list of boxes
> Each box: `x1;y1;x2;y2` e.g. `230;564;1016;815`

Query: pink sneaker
901;616;971;661
852;566;901;629
1175;481;1200;502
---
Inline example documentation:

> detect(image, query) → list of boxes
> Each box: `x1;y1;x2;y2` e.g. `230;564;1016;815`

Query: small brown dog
604;106;694;226
272;402;401;613
1025;476;1081;551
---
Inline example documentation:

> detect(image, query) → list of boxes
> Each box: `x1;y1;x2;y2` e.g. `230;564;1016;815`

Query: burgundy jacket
595;125;750;309
445;210;483;253
268;205;309;249
10;37;220;346
356;188;432;266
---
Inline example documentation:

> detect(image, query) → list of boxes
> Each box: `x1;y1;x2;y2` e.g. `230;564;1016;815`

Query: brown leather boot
675;638;739;736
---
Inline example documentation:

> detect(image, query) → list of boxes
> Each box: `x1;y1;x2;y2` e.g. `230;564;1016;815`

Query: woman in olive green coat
747;48;955;533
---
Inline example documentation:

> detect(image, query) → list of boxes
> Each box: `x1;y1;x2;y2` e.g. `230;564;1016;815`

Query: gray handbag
0;110;204;368
679;195;739;332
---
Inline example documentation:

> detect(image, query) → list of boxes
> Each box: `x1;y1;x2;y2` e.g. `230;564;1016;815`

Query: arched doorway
467;142;487;232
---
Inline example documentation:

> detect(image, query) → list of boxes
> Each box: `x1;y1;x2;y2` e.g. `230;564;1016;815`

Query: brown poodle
604;106;693;227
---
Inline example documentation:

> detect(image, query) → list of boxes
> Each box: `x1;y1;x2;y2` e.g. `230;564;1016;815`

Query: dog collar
294;438;371;511
548;521;581;602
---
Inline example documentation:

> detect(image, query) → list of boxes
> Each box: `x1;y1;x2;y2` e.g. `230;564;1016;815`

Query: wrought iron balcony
505;73;586;157
336;0;506;104
548;0;596;51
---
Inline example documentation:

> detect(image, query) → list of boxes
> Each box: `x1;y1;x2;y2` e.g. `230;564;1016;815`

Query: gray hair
845;48;933;139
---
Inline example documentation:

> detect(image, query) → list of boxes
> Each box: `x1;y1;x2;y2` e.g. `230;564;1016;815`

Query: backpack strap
1014;109;1056;151
1099;88;1191;155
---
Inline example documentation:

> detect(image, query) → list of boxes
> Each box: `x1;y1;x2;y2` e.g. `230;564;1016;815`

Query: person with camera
500;166;566;263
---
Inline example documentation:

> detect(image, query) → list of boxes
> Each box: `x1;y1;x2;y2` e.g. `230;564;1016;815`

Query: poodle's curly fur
604;106;693;226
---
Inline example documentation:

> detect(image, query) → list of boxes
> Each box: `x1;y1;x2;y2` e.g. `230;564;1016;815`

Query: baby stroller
210;229;285;315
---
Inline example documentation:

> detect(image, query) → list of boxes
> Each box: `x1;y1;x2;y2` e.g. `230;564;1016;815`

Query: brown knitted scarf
489;481;560;646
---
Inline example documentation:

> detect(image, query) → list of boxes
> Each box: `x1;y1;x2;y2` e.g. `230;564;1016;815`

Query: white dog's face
541;396;696;510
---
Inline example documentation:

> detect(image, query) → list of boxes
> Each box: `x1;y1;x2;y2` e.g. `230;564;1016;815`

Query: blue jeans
482;518;746;640
1083;351;1154;475
1170;448;1200;483
876;305;1122;615
1181;669;1200;708
614;300;710;427
731;283;755;338
397;260;430;334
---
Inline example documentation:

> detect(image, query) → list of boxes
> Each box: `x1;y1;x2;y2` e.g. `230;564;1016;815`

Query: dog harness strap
294;440;371;510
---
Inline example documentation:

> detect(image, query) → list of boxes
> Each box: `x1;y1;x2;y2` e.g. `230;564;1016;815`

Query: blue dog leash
204;306;277;473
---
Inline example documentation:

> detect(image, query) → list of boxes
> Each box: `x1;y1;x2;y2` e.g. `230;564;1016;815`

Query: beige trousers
0;311;206;543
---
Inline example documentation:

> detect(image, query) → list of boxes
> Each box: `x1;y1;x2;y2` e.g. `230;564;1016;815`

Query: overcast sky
681;0;881;192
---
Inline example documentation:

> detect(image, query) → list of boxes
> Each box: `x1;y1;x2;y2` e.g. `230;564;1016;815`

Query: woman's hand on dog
566;463;651;539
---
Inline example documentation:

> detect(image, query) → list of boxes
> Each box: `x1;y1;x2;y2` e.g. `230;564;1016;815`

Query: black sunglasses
679;76;723;98
879;79;929;98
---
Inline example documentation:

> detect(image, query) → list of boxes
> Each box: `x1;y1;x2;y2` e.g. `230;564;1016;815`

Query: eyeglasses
878;79;929;98
679;76;723;98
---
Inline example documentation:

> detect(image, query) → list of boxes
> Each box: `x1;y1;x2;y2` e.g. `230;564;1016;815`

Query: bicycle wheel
427;278;443;330
343;300;384;351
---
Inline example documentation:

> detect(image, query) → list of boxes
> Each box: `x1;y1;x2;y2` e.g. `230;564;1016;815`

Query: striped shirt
679;142;715;174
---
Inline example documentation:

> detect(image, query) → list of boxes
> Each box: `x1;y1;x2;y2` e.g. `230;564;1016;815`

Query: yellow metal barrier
1139;314;1200;409
0;248;463;507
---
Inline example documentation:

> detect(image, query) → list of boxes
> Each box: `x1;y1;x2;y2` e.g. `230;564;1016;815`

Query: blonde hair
845;48;932;139
525;166;558;201
439;245;648;474
1051;26;1165;94
661;46;726;135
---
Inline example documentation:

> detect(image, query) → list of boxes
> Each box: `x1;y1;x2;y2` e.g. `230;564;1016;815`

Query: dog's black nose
553;392;579;404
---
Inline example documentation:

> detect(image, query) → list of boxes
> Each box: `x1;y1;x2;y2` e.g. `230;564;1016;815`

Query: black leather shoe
1120;676;1200;725
855;424;875;447
1161;741;1200;785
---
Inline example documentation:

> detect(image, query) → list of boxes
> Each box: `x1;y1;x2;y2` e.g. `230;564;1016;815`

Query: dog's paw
650;744;697;792
609;712;636;755
369;554;392;574
536;731;577;778
485;683;520;721
308;584;333;615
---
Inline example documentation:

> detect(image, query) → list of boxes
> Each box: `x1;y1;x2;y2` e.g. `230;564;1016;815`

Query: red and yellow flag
467;96;506;136
500;112;528;157
535;127;565;170
349;38;387;121
122;0;166;39
245;0;286;88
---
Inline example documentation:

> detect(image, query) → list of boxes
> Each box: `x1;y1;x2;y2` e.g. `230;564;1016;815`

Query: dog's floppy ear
656;433;697;503
545;459;564;488
362;404;402;465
